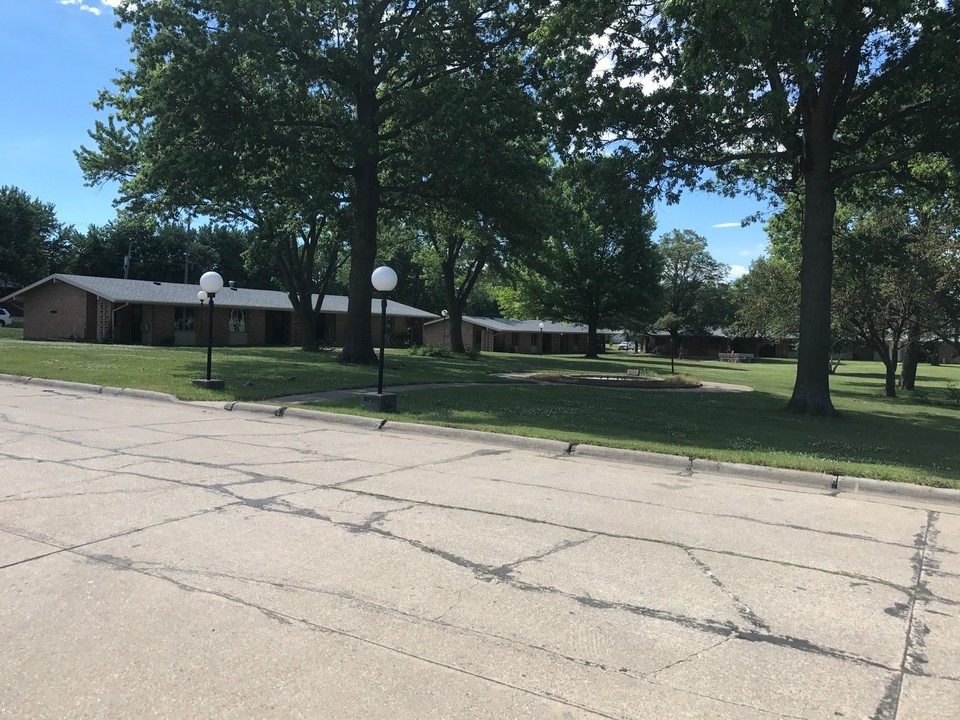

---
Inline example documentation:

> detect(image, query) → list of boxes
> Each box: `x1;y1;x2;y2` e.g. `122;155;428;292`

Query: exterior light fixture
363;266;399;411
192;271;225;389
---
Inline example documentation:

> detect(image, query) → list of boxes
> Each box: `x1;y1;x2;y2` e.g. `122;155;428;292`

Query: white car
0;308;11;327
617;341;631;351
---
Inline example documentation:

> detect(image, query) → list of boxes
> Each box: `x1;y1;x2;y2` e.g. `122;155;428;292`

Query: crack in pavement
313;484;925;597
643;635;735;679
0;484;178;504
69;549;819;719
870;511;937;720
2;441;926;680
61;550;629;720
489;536;597;580
0;502;240;571
642;676;809;720
462;469;926;551
684;550;770;630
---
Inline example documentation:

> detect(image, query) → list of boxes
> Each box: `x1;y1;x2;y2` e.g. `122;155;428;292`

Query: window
229;309;246;333
174;307;195;331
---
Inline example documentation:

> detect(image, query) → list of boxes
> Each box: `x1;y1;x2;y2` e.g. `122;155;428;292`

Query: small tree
655;229;731;355
505;157;662;358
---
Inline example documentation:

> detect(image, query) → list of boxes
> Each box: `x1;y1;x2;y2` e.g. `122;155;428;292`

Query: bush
947;383;960;407
464;347;481;361
408;344;451;358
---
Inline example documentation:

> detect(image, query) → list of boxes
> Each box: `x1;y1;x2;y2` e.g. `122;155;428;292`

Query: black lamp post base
192;378;225;390
362;391;397;412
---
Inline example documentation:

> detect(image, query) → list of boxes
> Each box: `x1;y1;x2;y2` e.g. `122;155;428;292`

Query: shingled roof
2;274;438;319
425;315;616;334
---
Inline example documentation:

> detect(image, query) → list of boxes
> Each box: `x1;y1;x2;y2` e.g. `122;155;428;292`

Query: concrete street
1;378;958;719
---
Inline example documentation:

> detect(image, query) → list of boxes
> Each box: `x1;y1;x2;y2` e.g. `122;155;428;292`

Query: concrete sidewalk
1;379;958;719
266;375;753;404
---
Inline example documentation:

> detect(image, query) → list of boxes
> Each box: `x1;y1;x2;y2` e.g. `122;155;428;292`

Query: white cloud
59;0;101;14
728;265;748;281
739;250;751;257
60;0;126;15
712;222;742;228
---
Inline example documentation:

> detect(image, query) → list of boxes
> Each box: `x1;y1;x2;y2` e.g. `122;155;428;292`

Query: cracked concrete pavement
1;379;959;719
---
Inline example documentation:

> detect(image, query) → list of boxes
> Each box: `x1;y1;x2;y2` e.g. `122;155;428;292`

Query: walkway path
268;375;753;404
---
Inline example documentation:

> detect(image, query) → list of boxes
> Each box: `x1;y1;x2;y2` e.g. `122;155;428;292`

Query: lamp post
192;271;225;389
362;266;398;412
538;321;544;355
441;309;448;347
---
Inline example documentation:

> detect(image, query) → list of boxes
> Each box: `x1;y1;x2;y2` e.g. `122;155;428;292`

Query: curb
116;387;178;402
3;375;178;403
282;407;386;431
837;475;960;505
224;401;285;417
691;458;838;492
380;420;571;456
572;444;692;473
25;377;105;394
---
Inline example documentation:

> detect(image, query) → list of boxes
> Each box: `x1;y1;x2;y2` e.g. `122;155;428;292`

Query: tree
80;0;549;363
0;186;72;288
576;0;960;414
832;210;926;397
654;229;731;356
731;256;800;352
397;60;551;352
503;157;662;358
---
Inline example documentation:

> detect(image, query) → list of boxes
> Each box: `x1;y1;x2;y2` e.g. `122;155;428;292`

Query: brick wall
23;281;91;341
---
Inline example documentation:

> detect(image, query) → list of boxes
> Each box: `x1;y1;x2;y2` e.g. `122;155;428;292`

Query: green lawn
2;329;958;487
313;353;960;489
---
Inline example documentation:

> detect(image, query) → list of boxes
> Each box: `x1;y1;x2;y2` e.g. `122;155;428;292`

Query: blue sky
1;0;773;279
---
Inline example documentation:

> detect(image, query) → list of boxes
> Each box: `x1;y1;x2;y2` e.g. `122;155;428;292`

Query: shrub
408;344;451;358
464;347;481;361
947;383;960;407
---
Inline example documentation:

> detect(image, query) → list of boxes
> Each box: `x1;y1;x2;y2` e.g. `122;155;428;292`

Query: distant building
1;274;437;347
643;329;794;358
423;316;614;354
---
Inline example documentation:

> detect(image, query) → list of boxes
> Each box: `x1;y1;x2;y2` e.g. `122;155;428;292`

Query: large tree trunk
338;56;379;365
882;349;898;398
449;312;466;353
585;324;599;359
338;162;379;364
786;167;838;416
292;297;320;352
443;271;466;353
899;330;920;390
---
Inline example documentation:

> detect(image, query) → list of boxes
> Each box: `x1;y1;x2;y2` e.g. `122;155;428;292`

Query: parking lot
1;378;959;719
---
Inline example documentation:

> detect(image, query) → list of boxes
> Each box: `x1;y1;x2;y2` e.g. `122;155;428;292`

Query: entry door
140;306;153;345
131;305;143;344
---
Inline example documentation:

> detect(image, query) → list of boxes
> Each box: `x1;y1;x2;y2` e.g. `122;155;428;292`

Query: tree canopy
0;186;74;289
565;0;960;413
654;229;730;339
79;0;551;362
501;157;662;358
